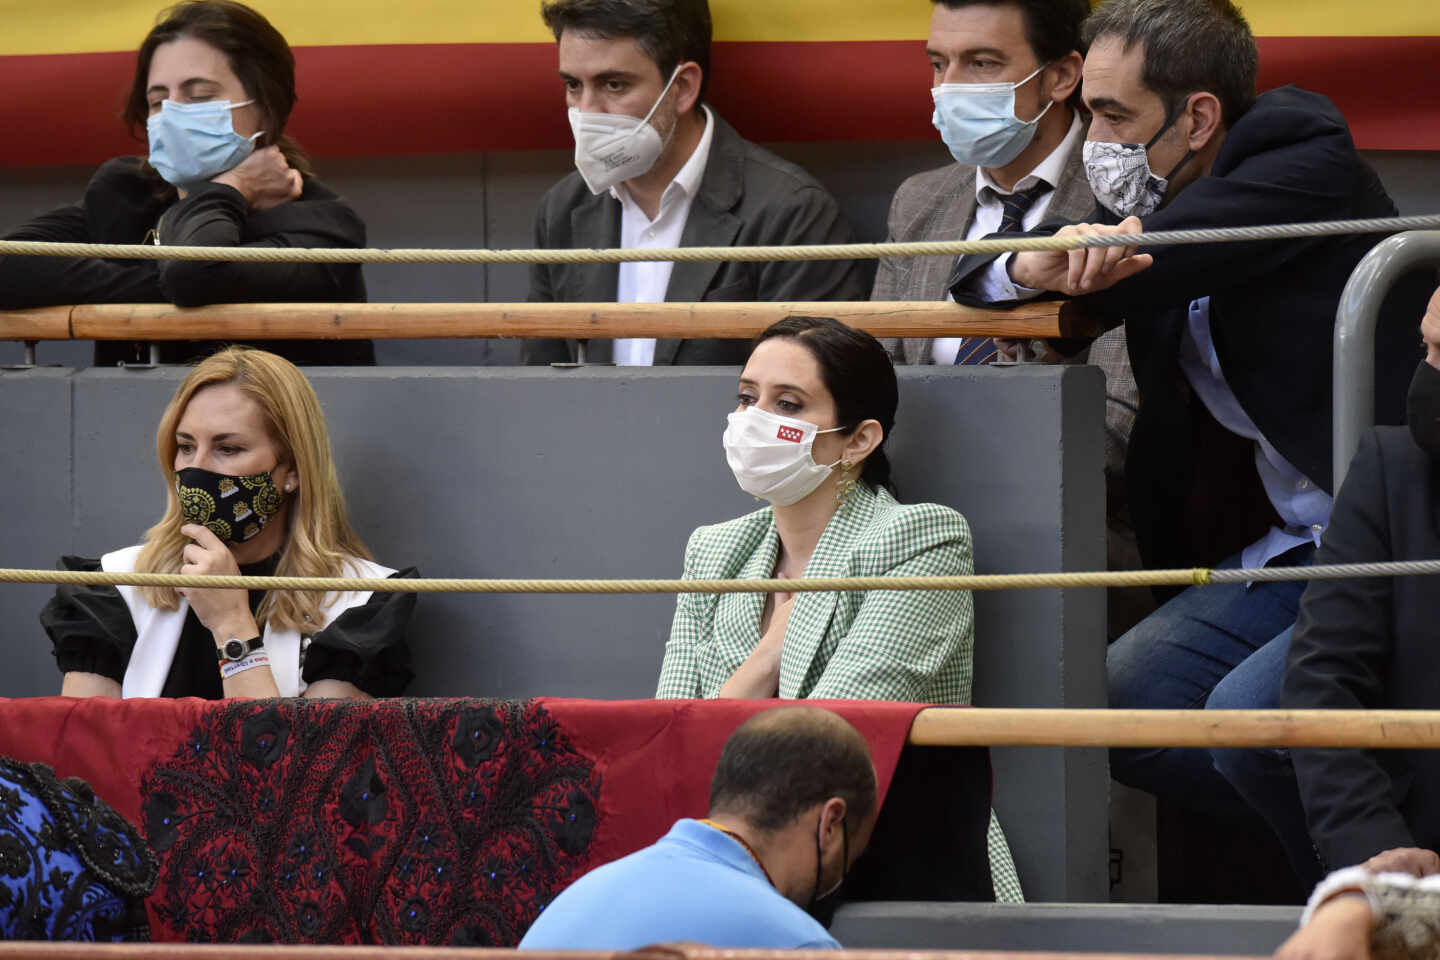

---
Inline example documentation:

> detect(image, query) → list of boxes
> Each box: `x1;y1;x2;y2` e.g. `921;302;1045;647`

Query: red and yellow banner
2;0;1437;168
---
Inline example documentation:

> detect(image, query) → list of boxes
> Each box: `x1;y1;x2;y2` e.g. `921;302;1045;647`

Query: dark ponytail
752;317;899;493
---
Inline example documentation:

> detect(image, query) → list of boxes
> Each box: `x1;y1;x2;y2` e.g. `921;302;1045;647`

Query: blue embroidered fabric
0;757;157;941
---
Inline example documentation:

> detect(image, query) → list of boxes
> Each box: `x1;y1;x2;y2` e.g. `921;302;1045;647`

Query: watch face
223;639;246;661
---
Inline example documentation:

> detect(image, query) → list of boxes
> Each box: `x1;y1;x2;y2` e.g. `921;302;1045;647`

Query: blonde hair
136;347;373;632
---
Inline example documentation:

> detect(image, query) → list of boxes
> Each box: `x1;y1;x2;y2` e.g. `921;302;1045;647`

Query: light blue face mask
930;63;1054;168
146;99;262;187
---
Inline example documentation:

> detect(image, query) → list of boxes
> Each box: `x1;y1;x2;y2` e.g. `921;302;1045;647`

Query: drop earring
835;461;857;505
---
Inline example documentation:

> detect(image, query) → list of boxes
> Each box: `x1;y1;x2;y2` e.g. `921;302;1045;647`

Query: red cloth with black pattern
0;697;931;944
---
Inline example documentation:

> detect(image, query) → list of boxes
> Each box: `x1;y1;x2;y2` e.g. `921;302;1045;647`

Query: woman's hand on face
211;145;303;211
178;523;254;637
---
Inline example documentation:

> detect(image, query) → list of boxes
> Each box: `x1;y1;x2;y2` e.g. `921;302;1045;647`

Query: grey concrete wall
831;902;1302;954
0;363;1106;902
4;144;1434;367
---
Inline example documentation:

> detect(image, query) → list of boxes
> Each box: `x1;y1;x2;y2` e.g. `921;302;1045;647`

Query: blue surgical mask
146;99;261;187
931;64;1054;168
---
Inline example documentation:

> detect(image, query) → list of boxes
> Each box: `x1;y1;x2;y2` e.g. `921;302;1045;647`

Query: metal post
1333;231;1440;492
148;342;161;366
575;339;588;366
23;341;36;366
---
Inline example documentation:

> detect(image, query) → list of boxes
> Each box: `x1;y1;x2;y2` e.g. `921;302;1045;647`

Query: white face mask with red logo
723;406;845;506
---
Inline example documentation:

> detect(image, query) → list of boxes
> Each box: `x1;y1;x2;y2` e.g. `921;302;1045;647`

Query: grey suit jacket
523;112;868;365
871;127;1095;365
872;126;1139;499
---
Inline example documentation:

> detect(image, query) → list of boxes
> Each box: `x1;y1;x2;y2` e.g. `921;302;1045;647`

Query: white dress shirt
611;105;715;366
934;111;1083;365
1179;296;1332;572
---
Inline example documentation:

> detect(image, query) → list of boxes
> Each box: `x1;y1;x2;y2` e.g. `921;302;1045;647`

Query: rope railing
0;299;1094;342
0;558;1433;595
2;212;1438;265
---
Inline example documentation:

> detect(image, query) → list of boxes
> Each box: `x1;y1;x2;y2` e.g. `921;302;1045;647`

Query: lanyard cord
698;818;776;888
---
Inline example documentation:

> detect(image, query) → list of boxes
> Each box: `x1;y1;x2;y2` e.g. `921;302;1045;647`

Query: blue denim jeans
1107;550;1324;889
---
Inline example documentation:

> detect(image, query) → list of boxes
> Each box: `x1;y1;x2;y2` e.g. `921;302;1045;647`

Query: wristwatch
216;635;265;663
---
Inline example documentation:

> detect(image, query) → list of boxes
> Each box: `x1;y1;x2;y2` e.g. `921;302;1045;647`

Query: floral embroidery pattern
140;699;601;945
0;758;156;941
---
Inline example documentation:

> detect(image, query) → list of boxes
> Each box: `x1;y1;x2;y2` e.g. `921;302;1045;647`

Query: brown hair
124;0;312;175
136;347;371;632
540;0;712;103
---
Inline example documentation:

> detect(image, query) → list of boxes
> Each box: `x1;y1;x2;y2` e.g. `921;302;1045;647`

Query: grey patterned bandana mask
1082;111;1193;218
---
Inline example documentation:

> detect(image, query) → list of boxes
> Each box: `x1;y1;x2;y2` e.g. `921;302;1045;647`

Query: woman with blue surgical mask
655;316;1025;904
0;0;372;367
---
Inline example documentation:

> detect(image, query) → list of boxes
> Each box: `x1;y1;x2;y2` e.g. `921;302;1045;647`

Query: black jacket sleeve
521;198;571;365
1283;430;1414;869
0;178;163;309
952;88;1378;315
39;556;137;684
156;178;367;306
1078;91;1370;316
301;567;418;697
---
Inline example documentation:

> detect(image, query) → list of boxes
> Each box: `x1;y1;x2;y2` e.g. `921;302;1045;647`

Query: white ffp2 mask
567;65;681;195
723;406;845;507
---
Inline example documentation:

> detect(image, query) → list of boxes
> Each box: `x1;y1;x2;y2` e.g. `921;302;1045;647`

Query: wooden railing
0;300;1096;342
0;946;1258;960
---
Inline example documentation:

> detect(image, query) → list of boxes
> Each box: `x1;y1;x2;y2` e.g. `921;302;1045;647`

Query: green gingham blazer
656;482;974;703
655;482;1024;903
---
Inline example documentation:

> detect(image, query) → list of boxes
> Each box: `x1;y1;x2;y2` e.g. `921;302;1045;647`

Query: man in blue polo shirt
518;707;878;949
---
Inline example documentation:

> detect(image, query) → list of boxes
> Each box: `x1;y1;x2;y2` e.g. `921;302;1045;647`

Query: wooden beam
0;947;1258;960
62;300;1096;341
0;305;71;340
908;708;1440;749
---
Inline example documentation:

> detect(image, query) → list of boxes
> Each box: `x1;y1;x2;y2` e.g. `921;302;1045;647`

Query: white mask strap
638;64;684;126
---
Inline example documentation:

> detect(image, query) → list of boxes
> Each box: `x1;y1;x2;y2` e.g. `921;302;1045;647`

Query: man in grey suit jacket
875;0;1147;636
524;0;866;366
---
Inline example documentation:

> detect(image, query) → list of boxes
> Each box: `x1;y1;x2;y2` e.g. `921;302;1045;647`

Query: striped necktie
950;180;1054;366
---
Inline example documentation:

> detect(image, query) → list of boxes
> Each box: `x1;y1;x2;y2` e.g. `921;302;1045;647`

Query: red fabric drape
0;697;922;944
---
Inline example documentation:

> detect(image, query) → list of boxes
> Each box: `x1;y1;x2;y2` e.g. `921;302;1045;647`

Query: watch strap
216;635;265;663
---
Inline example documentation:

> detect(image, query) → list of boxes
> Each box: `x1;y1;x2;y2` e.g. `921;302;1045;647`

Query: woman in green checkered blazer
654;316;1022;903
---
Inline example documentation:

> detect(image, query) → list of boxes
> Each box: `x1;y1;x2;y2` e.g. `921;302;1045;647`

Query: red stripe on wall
1255;36;1440;152
0;36;1436;169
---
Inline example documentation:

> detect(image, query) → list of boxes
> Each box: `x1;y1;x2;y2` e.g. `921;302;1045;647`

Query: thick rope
0;558;1436;594
2;213;1439;265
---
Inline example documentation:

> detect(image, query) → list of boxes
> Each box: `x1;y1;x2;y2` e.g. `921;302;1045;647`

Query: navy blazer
1284;426;1440;871
957;87;1431;571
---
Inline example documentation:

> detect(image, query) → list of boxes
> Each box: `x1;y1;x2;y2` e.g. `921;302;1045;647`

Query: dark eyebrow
175;431;194;441
736;378;811;397
925;45;1009;61
1086;96;1134;116
147;77;219;98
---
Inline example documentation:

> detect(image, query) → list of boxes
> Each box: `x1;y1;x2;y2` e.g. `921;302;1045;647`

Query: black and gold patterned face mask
175;466;285;544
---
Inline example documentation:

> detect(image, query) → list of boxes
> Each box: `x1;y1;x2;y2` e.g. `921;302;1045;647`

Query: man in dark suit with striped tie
874;0;1102;367
874;0;1152;642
